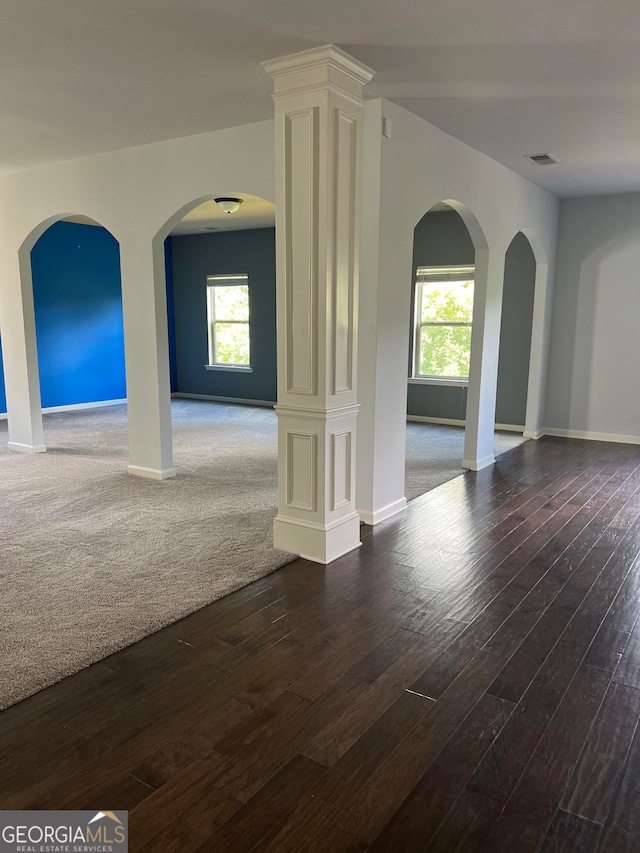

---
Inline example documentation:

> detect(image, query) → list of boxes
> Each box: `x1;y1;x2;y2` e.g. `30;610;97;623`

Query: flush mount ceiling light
215;197;243;214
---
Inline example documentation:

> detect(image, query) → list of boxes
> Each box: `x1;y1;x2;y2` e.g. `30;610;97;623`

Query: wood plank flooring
2;436;640;851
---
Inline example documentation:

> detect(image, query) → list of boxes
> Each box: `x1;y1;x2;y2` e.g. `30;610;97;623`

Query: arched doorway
495;232;538;437
1;213;125;455
156;192;279;480
405;200;503;500
31;217;125;413
158;193;277;413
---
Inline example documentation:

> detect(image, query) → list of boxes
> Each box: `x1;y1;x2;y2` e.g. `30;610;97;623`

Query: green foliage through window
206;275;250;366
413;267;474;379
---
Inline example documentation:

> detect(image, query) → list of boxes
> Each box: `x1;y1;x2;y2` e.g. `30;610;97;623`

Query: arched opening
404;200;524;500
405;201;476;500
32;217;125;412
0;214;126;454
495;232;538;440
156;192;277;412
152;190;283;537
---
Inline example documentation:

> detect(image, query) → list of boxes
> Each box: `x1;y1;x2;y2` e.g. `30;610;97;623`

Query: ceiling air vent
525;153;558;166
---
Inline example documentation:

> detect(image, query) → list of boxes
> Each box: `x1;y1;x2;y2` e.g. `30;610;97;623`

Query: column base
8;442;46;454
461;454;495;472
127;465;176;480
274;512;361;564
358;497;407;526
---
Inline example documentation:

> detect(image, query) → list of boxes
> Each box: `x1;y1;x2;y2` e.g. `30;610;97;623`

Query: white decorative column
463;248;506;471
119;236;175;479
0;245;45;453
262;45;374;564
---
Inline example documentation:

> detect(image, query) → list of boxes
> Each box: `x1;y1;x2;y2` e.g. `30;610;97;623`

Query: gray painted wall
546;193;640;440
170;228;277;402
407;210;535;427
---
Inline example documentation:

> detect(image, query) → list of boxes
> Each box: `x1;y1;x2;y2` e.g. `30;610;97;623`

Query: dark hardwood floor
2;436;640;851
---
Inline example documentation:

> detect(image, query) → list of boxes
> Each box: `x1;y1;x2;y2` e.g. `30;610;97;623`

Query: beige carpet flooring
0;400;525;710
0;400;291;710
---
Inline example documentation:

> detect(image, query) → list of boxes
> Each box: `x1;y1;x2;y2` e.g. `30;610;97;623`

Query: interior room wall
546;193;640;442
170;227;276;403
0;221;125;413
357;97;559;521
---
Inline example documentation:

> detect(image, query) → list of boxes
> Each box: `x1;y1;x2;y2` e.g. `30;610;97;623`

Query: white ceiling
63;196;276;235
170;195;275;235
3;0;640;198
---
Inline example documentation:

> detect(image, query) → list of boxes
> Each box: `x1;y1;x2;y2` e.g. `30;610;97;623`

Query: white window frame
412;265;475;384
205;274;252;372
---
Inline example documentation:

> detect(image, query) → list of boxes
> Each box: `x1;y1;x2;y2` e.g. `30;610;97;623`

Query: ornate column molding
263;45;374;563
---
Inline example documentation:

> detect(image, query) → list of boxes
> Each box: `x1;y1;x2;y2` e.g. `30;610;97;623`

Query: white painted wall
0;120;276;248
0;120;275;469
546;193;640;443
0;94;563;538
357;99;559;522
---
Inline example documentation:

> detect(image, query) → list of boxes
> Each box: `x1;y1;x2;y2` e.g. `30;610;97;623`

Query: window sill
408;377;468;387
205;364;253;373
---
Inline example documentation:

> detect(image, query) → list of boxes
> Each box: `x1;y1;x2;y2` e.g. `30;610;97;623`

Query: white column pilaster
0;246;45;453
263;45;374;563
120;237;174;479
463;249;506;471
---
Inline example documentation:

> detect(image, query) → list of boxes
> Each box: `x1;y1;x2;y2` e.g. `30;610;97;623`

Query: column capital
261;44;375;100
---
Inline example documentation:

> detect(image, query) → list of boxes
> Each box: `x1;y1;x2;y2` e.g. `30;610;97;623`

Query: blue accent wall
170;228;277;402
30;221;125;409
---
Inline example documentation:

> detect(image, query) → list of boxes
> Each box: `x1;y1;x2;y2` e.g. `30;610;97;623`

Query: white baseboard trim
407;415;524;433
407;415;464;426
523;428;545;440
127;465;176;480
544;428;640;446
461;454;495;472
44;398;127;414
172;392;275;408
299;541;362;564
0;398;127;421
358;497;407;526
7;441;47;454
